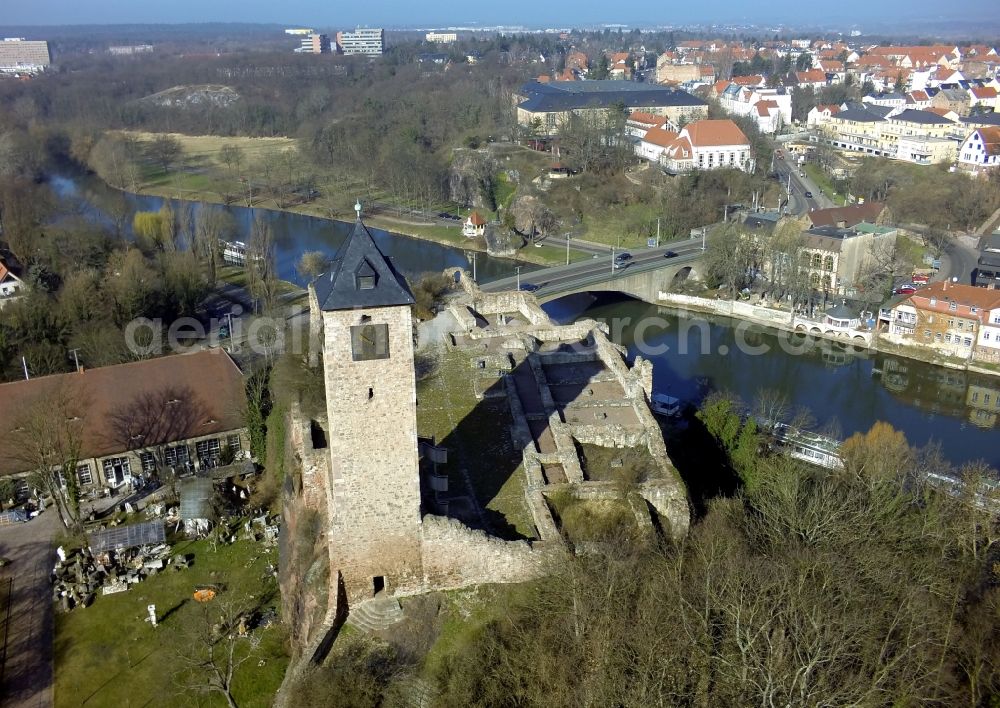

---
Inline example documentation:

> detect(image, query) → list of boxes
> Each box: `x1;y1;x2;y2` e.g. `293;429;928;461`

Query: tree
107;385;210;484
245;215;278;314
194;209;237;283
840;421;912;479
174;595;263;708
295;251;329;282
795;52;813;71
10;385;86;533
146;135;183;174
218;144;245;180
132;203;177;252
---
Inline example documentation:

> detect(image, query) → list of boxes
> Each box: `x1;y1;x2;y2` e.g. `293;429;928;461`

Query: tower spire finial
355;199;362;221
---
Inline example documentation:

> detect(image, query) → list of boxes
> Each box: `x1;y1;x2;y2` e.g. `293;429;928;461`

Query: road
0;510;61;708
482;237;705;298
772;151;835;215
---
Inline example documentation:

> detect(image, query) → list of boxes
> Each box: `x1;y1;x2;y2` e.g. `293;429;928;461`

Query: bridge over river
481;237;706;303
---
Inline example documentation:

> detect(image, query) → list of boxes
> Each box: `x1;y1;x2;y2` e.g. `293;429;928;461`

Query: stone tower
312;215;422;603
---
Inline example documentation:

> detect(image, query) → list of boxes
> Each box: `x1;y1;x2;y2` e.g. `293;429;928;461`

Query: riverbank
655;292;1000;379
98;174;570;267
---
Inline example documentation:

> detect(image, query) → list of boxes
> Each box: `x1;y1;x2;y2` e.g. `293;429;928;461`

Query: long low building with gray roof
515;80;707;135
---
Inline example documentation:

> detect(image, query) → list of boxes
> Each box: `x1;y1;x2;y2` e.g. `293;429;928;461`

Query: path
0;510;61;708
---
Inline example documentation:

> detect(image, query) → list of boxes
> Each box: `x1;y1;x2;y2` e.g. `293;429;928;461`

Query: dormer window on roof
356;260;377;290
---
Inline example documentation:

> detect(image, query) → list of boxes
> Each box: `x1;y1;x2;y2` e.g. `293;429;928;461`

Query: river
48;172;533;286
546;294;1000;469
50;174;999;469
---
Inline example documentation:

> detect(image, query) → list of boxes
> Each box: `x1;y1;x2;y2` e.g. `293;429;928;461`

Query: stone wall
421;515;559;589
656;292;874;347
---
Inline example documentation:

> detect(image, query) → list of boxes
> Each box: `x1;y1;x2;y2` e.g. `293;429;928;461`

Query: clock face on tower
351;323;389;361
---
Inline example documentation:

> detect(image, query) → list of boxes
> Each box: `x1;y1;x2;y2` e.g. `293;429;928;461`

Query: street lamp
515;266;521;291
565;233;570;265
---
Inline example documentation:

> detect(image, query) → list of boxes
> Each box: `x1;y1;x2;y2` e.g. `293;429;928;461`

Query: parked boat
222;240;249;265
771;422;844;470
650;393;682;417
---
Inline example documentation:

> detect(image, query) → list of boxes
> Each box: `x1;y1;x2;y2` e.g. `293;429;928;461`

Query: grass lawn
54;534;288;708
803;164;847;206
416;349;535;539
118;131;298;164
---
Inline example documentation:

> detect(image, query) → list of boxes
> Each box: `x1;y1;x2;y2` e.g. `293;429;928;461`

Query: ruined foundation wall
421;515;559;589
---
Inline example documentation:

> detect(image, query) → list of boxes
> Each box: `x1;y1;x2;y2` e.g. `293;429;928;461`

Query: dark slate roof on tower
312;218;415;311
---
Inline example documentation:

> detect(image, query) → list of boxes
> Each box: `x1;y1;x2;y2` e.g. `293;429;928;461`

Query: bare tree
174;595;262;708
10;384;86;533
245;215;278;314
146;135;183;174
194;209;237;283
296;251;329;281
105;385;209;480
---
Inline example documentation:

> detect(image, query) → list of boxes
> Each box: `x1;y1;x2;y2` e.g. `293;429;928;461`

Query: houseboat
650;392;682;417
771;422;844;470
222;240;249;266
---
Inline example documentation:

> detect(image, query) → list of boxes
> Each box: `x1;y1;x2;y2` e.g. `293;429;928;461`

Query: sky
0;0;995;28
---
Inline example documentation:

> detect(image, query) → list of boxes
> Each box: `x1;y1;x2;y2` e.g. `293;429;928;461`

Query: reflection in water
876;355;1000;430
544;294;999;468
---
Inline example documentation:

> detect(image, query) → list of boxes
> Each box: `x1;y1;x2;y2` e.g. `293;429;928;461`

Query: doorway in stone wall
373;576;386;596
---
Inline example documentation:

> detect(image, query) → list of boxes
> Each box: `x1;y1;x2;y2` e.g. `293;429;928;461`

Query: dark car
519;283;540;292
804;190;814;198
664;250;679;258
613;252;633;269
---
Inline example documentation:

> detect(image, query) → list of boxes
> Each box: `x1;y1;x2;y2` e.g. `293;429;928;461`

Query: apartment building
336;28;384;56
299;34;331;54
0;38;50;73
884;281;1000;363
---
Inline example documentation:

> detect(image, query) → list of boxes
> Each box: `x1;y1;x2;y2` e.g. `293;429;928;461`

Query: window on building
196;439;222;464
948;319;955;327
823;255;834;272
811;254;822;268
935;333;942;342
986;332;992;341
77;463;93;486
924;329;931;339
986;394;992;405
164;445;190;468
949;302;957;311
102;457;131;486
945;334;952;342
226;434;242;452
964;337;973;347
139;451;156;472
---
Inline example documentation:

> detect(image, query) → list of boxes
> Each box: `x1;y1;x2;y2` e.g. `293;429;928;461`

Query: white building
976;302;1000;364
807;104;841;128
0;260;25;308
638;119;752;174
718;84;791;134
426;32;458;43
337;28;384;56
0;38;50;74
958;127;1000;172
